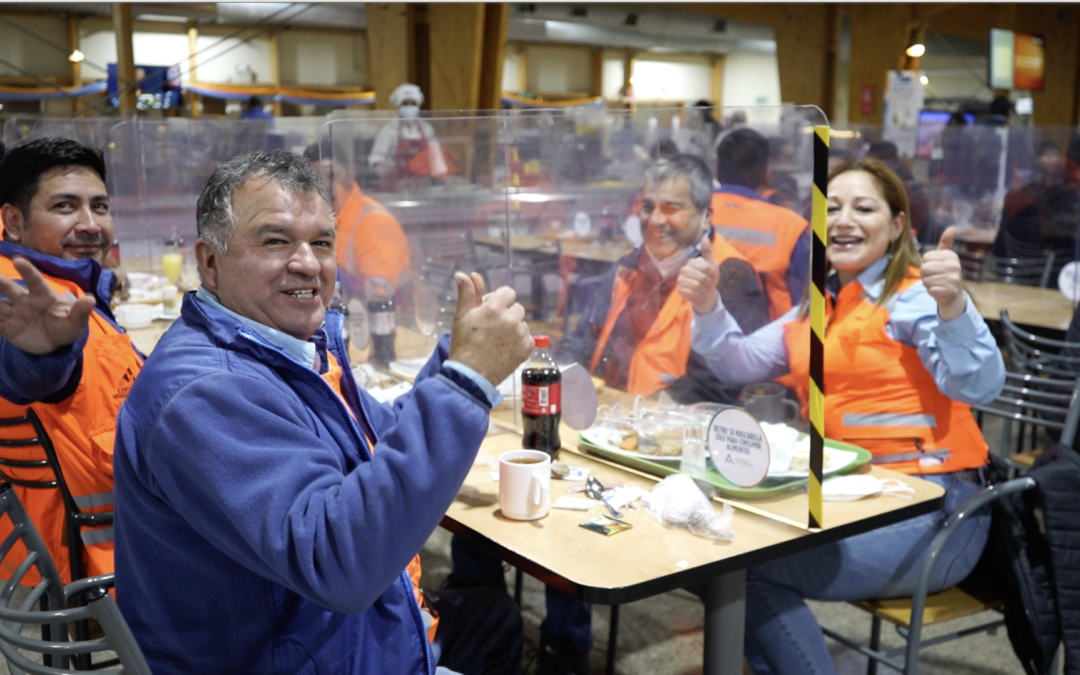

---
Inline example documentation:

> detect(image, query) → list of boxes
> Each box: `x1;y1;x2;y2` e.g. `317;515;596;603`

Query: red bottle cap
533;335;550;347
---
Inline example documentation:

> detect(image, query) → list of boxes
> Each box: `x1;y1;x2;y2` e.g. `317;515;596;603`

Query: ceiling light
905;42;926;58
920;75;929;85
68;49;84;63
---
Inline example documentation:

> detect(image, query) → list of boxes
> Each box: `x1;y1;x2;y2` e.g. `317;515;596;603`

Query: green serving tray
577;434;873;500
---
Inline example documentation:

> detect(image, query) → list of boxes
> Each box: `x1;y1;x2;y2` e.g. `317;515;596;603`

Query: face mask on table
399;105;420;119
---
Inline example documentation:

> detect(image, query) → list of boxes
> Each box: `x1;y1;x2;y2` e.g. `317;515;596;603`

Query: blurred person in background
865;140;931;241
995;135;1080;257
239;95;274;121
0;137;138;585
711;128;811;320
687;157;1004;675
304;144;410;299
761;136;800;210
369;83;452;190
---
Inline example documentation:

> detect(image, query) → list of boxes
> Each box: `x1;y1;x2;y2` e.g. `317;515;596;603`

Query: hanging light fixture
68;49;85;63
906;41;926;58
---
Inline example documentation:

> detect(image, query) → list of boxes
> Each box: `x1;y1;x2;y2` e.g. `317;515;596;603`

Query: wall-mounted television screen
989;28;1045;91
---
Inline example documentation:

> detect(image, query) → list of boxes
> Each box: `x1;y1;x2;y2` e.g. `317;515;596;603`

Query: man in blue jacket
113;150;535;674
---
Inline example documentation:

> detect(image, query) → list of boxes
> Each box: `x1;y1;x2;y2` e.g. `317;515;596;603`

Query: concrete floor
419;526;1060;675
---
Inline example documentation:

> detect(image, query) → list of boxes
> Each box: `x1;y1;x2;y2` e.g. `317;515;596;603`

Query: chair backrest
954;247;1055;287
973;371;1080;455
904;476;1039;675
999;309;1080;379
986;252;1055;288
418;229;479;265
0;483;151;675
0;410;110;584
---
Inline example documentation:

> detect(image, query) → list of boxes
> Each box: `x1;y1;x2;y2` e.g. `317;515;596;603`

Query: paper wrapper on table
642;474;734;541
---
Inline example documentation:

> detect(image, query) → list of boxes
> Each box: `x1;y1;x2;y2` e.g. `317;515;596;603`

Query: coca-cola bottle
367;279;396;367
521;335;561;458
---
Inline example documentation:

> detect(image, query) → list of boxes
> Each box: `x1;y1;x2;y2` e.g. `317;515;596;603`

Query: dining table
965;279;1074;332
445;420;945;675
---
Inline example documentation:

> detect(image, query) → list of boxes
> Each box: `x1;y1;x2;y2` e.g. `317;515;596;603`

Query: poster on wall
882;70;924;159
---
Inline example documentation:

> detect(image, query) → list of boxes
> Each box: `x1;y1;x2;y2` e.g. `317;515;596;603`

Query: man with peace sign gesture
0;137;137;586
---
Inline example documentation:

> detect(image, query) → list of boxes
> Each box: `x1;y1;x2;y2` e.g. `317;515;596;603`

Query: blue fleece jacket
113;292;492;674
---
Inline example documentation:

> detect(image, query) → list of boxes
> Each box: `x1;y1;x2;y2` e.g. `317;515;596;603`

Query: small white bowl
115;303;153;330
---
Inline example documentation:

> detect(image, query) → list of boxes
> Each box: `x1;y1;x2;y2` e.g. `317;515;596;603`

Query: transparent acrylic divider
326;104;833;526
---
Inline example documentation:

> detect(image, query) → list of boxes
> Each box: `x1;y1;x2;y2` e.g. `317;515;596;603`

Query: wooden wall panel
366;3;411;111
845;4;912;124
427;3;485;111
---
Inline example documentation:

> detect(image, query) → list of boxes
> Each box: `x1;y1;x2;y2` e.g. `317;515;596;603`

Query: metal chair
821;373;1080;675
0;482;151;674
998;309;1080;379
956;248;1056;287
973;371;1080;471
0;410;114;670
821;477;1039;675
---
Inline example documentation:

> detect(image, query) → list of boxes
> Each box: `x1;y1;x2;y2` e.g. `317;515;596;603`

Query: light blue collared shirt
690;256;1006;405
194;287;502;406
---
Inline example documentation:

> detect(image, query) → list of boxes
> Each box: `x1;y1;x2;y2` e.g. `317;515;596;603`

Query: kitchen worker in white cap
368;83;452;190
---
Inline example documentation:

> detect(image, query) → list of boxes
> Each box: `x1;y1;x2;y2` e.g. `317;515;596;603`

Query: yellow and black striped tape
809;126;829;529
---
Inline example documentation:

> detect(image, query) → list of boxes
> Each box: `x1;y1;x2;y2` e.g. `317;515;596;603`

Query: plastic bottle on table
598;199;615;241
367;278;396;367
521;335;562;458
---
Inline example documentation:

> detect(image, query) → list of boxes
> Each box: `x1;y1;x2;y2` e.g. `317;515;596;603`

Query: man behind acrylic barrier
113;150;534;674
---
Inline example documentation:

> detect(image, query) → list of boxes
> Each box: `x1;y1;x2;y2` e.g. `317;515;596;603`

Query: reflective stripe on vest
871;449;951;464
843;413;938;428
714;225;778;247
73;489;113;509
81;526;114;545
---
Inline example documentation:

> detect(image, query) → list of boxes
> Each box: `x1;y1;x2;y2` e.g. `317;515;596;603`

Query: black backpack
962;453;1060;675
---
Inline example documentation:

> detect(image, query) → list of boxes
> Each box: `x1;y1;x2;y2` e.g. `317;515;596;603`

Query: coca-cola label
522;383;560;415
370;311;396;335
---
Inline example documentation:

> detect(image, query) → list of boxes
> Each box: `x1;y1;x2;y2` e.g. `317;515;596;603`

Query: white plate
388;357;427;382
767;446;859;478
579;427;682;464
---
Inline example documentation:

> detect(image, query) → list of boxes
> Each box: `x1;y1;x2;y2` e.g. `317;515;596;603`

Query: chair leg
606;604;620;675
513;568;523;607
866;616;881;675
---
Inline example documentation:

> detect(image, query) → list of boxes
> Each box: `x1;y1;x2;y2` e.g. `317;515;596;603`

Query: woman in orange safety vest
684;157;1005;675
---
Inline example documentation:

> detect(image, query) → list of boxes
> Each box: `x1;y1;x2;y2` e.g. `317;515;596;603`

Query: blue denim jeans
449;535;594;652
744;472;990;675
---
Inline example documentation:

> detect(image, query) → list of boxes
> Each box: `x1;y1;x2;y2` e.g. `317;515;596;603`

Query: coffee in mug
499;450;551;521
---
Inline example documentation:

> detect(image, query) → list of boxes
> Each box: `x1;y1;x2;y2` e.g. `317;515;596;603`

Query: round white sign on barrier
1058;261;1080;303
707;407;770;488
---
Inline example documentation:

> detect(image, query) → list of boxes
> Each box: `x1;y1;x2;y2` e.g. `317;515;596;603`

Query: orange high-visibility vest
777;272;988;475
0;256;142;585
591;237;750;396
320;351;438;643
334;183;411;293
711;190;808;320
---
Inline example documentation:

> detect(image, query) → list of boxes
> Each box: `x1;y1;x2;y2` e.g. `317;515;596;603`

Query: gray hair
644;154;713;213
196;150;333;255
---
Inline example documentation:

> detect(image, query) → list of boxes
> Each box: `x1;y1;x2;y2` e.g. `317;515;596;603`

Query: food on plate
789;448;833;473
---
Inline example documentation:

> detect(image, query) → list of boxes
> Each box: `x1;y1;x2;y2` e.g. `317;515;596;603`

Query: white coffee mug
499;450;551;521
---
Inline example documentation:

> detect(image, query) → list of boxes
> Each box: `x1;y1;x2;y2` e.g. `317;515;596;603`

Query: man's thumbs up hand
678;234;722;314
